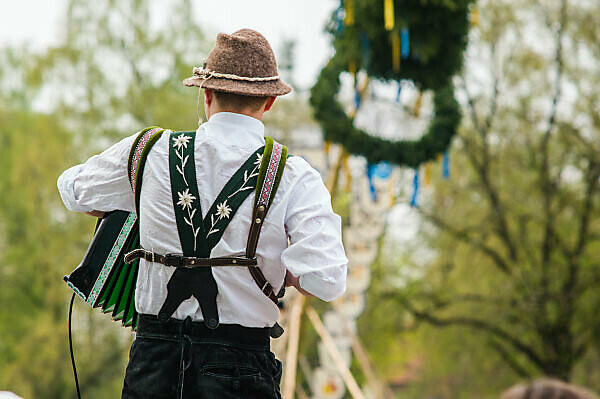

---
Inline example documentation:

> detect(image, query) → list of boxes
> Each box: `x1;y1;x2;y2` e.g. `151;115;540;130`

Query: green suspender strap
160;132;287;328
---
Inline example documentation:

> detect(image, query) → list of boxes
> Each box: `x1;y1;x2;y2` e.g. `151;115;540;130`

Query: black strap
124;249;257;267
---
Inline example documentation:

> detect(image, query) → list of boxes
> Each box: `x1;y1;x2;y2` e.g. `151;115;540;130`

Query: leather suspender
246;204;279;305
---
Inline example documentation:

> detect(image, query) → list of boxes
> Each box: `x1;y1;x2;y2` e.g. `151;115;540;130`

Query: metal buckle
165;253;184;267
261;281;272;295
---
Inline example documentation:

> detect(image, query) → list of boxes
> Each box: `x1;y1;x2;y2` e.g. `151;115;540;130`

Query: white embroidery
173;133;200;251
216;201;232;219
177;189;196;210
172;133;191;150
207;200;233;237
173;134;191;186
227;162;259;199
254;153;262;166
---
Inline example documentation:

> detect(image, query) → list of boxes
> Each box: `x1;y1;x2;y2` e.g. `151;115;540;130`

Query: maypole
279;0;474;397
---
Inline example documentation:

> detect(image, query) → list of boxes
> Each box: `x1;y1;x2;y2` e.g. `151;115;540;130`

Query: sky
0;0;339;90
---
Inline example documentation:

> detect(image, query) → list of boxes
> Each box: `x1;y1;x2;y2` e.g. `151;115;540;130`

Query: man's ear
204;89;214;106
264;96;276;112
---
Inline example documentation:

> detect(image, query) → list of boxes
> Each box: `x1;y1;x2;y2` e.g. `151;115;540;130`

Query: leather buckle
165;253;184;267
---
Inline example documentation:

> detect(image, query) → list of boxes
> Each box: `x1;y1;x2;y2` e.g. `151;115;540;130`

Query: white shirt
57;112;347;327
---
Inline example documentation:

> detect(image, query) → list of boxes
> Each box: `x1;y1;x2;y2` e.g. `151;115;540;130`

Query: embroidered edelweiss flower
172;134;191;150
216;201;232;219
254;153;263;166
177;189;196;210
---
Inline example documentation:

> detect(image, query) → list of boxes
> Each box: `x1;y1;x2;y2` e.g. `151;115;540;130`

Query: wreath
309;0;472;167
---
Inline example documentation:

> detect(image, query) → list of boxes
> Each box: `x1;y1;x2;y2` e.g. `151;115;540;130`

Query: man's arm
57;134;138;214
281;159;348;302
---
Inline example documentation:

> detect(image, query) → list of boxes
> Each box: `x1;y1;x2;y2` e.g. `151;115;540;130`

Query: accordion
64;210;140;329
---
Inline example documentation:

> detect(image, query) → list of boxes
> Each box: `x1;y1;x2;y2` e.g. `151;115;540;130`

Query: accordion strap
127;126;167;216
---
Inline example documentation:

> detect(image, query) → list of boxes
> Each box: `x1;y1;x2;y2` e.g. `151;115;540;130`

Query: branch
530;0;567;311
393;296;546;370
418;206;512;275
488;339;532;379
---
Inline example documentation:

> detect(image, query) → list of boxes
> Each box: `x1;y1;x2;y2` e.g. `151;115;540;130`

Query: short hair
213;91;269;113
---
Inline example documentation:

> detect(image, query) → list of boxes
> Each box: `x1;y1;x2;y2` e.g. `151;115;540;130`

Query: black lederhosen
121;314;283;399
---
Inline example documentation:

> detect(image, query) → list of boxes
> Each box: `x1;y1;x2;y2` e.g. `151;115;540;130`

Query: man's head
203;89;276;121
183;29;291;121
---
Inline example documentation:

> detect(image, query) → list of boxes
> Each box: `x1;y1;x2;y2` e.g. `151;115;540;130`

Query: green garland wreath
309;0;471;167
310;56;460;167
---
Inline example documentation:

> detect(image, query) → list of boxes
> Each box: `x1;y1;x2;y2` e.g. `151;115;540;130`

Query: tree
0;1;212;397
376;0;600;383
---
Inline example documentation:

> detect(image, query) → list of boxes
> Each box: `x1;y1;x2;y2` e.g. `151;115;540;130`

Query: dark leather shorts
121;315;283;399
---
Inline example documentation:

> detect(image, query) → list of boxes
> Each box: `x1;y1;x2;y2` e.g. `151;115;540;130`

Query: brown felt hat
183;29;292;97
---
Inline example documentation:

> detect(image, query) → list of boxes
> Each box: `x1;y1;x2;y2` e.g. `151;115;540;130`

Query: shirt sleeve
57;134;138;213
281;159;348;302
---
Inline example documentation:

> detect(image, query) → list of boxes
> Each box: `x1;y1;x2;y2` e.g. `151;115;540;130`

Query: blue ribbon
366;164;377;201
401;28;410;59
336;0;344;33
366;162;392;201
360;32;371;69
410;169;419;207
442;151;450;179
396;81;402;103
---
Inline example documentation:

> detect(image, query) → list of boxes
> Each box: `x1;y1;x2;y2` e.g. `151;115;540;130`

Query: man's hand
84;210;105;218
285;269;314;297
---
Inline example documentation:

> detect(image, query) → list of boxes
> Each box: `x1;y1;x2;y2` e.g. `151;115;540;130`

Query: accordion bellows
65;210;140;329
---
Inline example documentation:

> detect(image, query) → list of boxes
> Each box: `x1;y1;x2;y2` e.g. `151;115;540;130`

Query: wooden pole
282;294;305;399
305;306;365;399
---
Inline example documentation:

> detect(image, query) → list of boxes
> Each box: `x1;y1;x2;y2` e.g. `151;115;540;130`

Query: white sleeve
57;134;138;213
281;160;348;302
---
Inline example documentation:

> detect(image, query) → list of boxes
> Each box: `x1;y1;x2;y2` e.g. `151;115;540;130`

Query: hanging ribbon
336;0;345;32
442;151;450;179
413;90;423;117
401;28;410;58
384;0;395;31
366;162;392;201
345;0;355;26
396;80;402;102
354;89;361;110
424;163;432;186
366;164;377;201
360;32;371;70
392;30;401;72
349;59;357;77
343;156;352;192
470;4;479;27
410;169;419;207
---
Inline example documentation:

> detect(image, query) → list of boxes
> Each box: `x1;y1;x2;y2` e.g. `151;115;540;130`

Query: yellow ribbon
384;0;395;31
392;30;401;72
345;0;355;26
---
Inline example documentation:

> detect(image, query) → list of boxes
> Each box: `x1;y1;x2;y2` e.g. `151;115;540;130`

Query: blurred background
1;0;600;398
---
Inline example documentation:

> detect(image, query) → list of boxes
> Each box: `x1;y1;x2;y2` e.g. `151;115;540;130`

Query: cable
68;293;82;399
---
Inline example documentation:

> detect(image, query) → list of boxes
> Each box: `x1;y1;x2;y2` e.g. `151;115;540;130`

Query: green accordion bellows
65;210;141;329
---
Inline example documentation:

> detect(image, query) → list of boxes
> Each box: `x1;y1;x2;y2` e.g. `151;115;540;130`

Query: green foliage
330;0;471;88
310;0;471;167
0;0;215;397
359;0;600;395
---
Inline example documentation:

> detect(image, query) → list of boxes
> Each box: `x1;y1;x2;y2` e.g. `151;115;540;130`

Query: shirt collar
199;111;265;146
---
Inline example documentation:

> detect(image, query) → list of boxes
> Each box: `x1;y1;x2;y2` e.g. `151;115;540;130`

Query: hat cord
192;67;280;82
